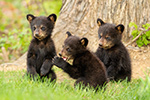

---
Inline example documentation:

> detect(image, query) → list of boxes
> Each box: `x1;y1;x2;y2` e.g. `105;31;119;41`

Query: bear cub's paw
40;68;49;76
53;56;67;68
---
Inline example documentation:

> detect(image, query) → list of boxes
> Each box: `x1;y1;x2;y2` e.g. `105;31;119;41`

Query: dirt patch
128;47;150;79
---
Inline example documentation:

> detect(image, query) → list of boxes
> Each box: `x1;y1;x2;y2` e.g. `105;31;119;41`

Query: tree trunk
53;0;150;52
1;0;150;68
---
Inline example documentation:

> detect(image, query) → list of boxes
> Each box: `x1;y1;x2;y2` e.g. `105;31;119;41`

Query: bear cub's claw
53;56;67;68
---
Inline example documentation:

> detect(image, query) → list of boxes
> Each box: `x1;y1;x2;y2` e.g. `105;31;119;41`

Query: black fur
53;32;108;89
26;14;57;82
95;18;131;82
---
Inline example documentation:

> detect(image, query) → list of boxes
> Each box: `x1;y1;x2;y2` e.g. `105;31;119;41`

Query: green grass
0;70;150;100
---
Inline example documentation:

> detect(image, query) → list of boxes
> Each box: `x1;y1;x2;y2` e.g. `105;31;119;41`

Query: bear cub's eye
41;27;46;31
33;26;36;30
99;34;102;39
106;37;111;40
66;48;71;52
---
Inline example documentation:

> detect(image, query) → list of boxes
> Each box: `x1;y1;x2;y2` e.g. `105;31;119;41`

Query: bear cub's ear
66;31;72;38
80;38;88;47
47;14;57;23
115;24;124;33
97;18;105;27
26;14;36;23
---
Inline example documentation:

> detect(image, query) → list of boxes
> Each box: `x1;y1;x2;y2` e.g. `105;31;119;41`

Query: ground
0;45;150;81
128;46;150;79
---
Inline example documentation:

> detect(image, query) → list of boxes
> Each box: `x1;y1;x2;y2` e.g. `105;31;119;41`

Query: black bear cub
26;14;57;82
95;18;131;82
53;32;108;89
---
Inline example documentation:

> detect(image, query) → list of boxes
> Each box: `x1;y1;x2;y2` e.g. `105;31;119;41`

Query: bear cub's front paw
53;56;67;68
40;68;49;76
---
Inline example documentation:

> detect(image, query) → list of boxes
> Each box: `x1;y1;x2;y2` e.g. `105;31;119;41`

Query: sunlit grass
0;71;150;100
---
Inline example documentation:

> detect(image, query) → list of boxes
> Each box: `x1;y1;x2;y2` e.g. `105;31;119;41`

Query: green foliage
0;0;62;63
0;70;150;100
129;22;150;47
0;29;31;54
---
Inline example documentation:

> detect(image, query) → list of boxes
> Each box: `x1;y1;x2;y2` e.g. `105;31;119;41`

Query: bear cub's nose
99;43;102;47
35;33;39;37
59;53;62;57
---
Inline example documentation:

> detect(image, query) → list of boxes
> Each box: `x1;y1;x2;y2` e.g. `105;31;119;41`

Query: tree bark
53;0;150;53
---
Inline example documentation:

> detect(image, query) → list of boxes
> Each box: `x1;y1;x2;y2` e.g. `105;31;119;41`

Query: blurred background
0;0;62;64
